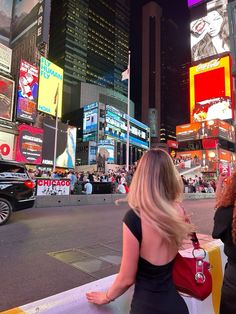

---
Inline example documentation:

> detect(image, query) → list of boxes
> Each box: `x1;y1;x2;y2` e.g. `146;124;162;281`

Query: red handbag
173;232;212;301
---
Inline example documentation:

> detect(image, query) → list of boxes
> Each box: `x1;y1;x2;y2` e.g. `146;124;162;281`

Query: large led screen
11;0;39;41
83;102;98;142
17;60;39;123
42;116;76;168
97;140;115;164
0;75;14;121
38;57;63;118
0;131;15;160
190;56;233;123
16;124;43;164
0;0;13;43
190;0;229;62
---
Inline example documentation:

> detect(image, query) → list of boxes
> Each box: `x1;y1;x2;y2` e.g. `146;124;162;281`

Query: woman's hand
86;291;110;305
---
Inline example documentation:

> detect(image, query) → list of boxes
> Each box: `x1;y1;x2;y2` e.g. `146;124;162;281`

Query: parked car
0;160;35;225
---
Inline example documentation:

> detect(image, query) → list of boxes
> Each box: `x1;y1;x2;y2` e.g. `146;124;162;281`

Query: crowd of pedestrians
181;174;216;193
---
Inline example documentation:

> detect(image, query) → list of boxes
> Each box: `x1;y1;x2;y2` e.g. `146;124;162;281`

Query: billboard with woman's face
190;0;230;62
0;75;14;121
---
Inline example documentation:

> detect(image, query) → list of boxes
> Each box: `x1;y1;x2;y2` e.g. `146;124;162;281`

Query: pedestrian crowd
181;174;216;193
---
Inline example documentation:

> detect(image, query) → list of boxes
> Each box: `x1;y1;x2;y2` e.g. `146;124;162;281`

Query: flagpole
126;51;131;172
53;85;59;172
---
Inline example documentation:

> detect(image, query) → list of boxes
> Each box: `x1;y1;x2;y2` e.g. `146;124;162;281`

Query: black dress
212;205;236;314
123;209;189;314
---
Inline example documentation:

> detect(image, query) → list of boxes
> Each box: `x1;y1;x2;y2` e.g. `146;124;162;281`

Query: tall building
141;1;162;144
49;0;130;100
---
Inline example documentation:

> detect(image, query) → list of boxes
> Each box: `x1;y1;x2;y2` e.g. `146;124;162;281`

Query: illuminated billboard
0;131;15;160
42;116;76;168
0;43;12;73
190;0;229;62
17;60;39;123
11;0;39;41
83;102;98;142
38;57;63;118
98;140;115;164
0;75;14;121
177;119;235;142
16;125;43;164
0;0;13;43
189;56;233;123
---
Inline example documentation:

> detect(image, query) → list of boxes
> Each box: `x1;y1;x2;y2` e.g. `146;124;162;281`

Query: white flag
121;68;129;81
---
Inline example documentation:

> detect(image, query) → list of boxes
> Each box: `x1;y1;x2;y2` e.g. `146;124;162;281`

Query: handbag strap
190;232;200;249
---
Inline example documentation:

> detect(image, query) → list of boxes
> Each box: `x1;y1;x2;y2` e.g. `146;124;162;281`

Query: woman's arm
86;223;139;305
215;173;227;202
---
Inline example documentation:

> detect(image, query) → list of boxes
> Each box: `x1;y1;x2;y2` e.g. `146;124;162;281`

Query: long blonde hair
128;149;194;248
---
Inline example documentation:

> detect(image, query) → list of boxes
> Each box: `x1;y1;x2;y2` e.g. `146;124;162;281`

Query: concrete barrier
34;193;215;208
2;239;226;314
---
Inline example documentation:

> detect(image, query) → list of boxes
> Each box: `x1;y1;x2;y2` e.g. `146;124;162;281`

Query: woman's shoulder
123;209;142;243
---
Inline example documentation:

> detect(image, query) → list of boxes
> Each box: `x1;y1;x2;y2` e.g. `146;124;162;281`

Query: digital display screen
189;56;233;123
0;75;14;121
83;103;98;142
38;57;63;118
98;140;115;163
16;124;43;164
16;60;38;123
190;0;229;62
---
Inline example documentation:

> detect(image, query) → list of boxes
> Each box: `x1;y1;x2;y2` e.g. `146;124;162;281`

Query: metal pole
53;91;59;172
126;51;131;172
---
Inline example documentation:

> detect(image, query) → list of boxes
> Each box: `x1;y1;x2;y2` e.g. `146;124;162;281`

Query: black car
0;160;35;225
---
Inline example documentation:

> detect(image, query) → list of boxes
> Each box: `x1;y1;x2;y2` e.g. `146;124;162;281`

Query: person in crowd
117;181;126;194
123;183;129;194
84;179;93;195
212;171;236;314
67;170;77;194
87;172;94;182
86;149;194;313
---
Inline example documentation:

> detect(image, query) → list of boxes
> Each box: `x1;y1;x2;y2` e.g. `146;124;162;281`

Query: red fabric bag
173;232;212;301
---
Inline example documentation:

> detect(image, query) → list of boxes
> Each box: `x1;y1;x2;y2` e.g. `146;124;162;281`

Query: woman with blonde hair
86;149;194;313
212;170;236;314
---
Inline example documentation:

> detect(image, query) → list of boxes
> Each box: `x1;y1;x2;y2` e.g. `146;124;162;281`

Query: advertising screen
38;57;63;118
0;131;15;160
16;125;43;164
177;119;234;142
190;0;229;62
42;117;76;168
0;0;13;43
97;140;115;163
190;56;233;123
17;60;39;123
0;75;14;121
11;0;39;41
0;43;12;73
83;103;98;142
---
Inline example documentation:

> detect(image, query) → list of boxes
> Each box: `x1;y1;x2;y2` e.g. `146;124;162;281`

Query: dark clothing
123;210;189;314
212;206;236;314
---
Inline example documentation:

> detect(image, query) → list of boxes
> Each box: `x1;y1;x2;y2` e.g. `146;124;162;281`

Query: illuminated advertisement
11;0;39;41
38;57;63;118
177;119;234;142
17;60;39;123
97;140;115;163
0;43;12;73
189;56;233;123
0;0;13;43
0;75;14;121
36;179;70;196
190;0;229;62
16;125;43;164
148;108;158;137
105;105;150;149
42;117;76;168
0;131;15;160
83;102;98;142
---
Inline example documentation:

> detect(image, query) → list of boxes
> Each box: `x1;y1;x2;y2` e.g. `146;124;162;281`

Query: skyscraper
49;0;130;98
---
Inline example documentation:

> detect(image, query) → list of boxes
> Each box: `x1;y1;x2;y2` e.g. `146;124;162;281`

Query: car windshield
0;165;28;179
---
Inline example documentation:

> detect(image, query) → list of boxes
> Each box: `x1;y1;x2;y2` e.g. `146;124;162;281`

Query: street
0;199;216;311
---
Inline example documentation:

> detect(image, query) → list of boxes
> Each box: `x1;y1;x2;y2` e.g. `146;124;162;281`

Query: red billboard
0;75;14;121
189;56;234;123
17;60;38;123
16;124;43;164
